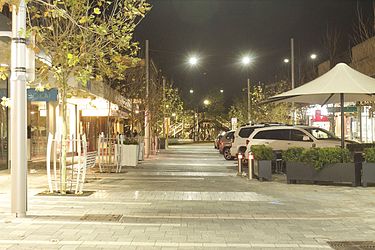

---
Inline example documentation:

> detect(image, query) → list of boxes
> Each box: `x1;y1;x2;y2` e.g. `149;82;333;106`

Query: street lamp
189;89;194;94
241;56;251;65
203;99;210;106
310;53;317;60
220;89;224;93
283;58;289;63
188;56;198;66
241;56;252;124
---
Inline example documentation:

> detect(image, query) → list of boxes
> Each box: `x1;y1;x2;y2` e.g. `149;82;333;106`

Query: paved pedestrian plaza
0;144;375;249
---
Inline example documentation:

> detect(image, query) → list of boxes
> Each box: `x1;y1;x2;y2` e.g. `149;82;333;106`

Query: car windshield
304;128;338;140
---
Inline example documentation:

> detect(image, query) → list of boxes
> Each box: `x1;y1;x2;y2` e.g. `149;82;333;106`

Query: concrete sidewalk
0;143;375;249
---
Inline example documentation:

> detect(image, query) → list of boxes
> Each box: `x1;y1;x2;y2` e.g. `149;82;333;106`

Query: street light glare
241;56;251;65
189;89;194;94
203;99;210;105
220;89;224;93
310;54;317;60
188;56;198;66
283;58;289;63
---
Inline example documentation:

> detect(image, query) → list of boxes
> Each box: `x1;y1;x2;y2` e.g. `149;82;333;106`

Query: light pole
188;56;199;141
202;99;210;140
310;53;317;76
10;0;28;218
241;56;252;124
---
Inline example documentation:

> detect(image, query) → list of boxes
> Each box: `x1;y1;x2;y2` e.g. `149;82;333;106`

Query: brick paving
0;143;375;249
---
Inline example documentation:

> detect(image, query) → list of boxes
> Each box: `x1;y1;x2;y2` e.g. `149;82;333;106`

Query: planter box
254;160;272;181
138;143;144;161
286;162;359;186
363;163;375;187
119;145;139;167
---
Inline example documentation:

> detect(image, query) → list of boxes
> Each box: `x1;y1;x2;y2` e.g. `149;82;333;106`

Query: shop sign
27;88;58;102
327;106;357;113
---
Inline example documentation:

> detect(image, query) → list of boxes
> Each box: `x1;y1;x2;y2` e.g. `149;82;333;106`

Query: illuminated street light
310;53;317;60
188;56;198;66
283;58;289;63
241;56;251;65
220;89;224;93
203;99;210;106
189;89;194;94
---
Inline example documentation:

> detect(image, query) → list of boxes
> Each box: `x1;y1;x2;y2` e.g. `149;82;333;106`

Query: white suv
230;124;281;158
245;126;344;157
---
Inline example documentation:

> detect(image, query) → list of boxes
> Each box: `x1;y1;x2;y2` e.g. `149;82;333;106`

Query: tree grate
80;214;122;222
328;241;375;250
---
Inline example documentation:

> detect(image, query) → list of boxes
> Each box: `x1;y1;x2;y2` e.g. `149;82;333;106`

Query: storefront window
0;78;8;170
29;102;47;159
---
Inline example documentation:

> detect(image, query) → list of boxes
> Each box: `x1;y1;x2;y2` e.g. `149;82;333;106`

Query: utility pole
291;38;295;89
10;0;27;218
144;40;150;158
291;38;296;124
247;79;251;124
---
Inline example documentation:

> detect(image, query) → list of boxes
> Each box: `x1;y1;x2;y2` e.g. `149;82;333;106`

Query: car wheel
223;148;233;160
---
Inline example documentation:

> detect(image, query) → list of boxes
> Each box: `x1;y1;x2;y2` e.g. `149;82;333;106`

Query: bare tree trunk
60;83;68;194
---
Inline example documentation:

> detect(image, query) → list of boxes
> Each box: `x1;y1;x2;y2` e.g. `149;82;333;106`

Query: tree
228;81;292;126
19;0;150;193
204;90;225;120
321;24;342;70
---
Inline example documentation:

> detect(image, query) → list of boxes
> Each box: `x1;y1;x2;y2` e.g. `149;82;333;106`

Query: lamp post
241;56;252;124
188;56;199;141
310;53;317;77
10;0;28;218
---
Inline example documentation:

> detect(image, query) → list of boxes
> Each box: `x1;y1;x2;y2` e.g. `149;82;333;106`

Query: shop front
0;78;8;170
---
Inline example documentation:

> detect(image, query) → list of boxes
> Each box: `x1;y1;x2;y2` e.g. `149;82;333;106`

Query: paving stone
0;144;374;249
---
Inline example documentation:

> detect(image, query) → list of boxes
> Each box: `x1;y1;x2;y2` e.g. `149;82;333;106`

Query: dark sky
135;0;373;108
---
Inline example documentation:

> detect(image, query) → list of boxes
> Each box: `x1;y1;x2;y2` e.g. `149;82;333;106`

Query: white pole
291;38;296;124
10;0;28;218
144;40;150;157
291;38;295;89
247;78;251;124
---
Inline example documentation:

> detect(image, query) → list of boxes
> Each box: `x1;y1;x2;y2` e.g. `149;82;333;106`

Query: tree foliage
6;0;151;193
229;81;293;125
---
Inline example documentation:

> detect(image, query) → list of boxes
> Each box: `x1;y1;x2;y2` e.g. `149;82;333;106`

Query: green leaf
93;7;101;15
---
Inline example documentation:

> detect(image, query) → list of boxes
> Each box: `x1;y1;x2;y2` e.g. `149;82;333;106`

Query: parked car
244;125;349;158
230;123;284;158
219;130;235;160
214;131;226;149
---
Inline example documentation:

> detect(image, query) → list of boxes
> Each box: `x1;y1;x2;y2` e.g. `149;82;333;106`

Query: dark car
214;132;226;149
219;130;235;160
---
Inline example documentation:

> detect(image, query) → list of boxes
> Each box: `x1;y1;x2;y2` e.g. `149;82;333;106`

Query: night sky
135;0;374;108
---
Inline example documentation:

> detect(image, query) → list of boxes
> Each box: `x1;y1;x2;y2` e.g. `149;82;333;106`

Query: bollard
237;153;243;176
248;152;253;180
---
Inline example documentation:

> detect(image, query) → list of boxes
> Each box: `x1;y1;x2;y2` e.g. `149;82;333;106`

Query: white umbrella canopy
267;63;375;105
265;63;375;147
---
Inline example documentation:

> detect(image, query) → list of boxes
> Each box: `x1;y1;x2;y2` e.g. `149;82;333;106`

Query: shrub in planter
124;138;139;145
285;147;357;186
302;147;351;170
283;147;304;162
251;145;274;181
363;148;375;186
251;145;274;161
347;143;375;153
